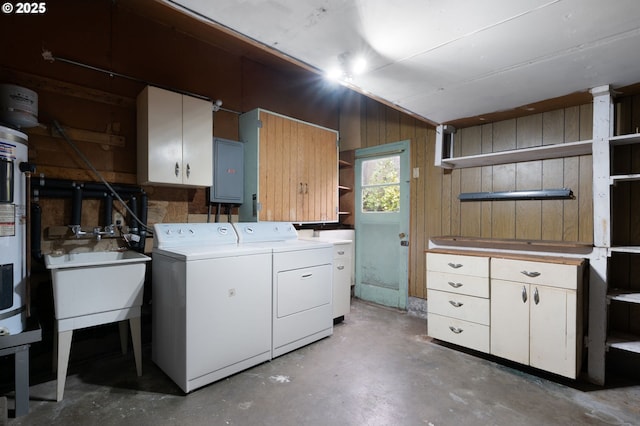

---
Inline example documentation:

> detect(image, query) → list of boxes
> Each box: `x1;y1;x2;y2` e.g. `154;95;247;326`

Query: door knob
399;233;406;239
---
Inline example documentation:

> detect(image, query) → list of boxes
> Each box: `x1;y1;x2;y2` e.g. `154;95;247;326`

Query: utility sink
45;250;151;319
44;250;151;401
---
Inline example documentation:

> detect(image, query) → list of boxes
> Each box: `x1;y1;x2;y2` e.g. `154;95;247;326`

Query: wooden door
529;285;577;377
302;122;337;222
490;279;530;365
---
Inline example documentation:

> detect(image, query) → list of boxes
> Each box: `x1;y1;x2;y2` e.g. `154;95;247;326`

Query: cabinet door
257;110;337;222
258;111;292;221
490;279;530;365
529;285;577;377
182;94;213;186
144;87;183;185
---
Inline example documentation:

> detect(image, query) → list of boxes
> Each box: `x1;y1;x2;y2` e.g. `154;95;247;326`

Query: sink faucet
69;225;115;241
93;225;115;241
70;225;86;238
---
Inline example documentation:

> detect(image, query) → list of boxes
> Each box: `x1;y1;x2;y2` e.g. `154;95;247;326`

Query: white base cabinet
491;258;583;379
426;252;490;353
427;250;585;379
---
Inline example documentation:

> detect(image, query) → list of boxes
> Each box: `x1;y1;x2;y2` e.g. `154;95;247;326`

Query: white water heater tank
0;125;28;335
0;84;38;129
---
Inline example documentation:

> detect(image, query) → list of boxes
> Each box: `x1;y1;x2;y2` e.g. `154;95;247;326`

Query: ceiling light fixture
326;52;367;82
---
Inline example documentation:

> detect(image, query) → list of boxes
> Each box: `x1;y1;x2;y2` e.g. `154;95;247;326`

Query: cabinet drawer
428;314;489;353
428;290;489;325
427;271;489;298
491;258;579;290
427;252;489;277
333;243;352;259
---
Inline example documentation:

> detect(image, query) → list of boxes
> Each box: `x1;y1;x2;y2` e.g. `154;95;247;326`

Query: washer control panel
154;223;237;248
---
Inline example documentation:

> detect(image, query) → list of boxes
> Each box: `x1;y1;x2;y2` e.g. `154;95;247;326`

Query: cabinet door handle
448;281;463;288
337;265;345;270
521;286;528;303
448;300;463;308
337;250;345;255
304;183;308;194
447;262;463;269
449;326;463;334
175;162;180;177
534;287;540;305
299;182;304;194
521;270;540;278
186;163;191;178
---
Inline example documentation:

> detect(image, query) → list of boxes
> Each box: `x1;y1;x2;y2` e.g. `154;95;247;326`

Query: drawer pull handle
449;326;463;334
448;281;463;288
337;266;345;270
534;287;540;305
337;250;345;255
447;262;463;269
301;273;313;279
521;270;540;278
521;286;528;303
448;300;463;308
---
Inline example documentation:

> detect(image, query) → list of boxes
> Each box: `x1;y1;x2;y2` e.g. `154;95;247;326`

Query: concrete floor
4;299;640;426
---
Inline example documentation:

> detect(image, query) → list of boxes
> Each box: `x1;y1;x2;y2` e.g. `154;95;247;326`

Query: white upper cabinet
137;86;213;187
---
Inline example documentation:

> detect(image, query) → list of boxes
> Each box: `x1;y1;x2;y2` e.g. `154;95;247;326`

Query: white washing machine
151;222;273;393
233;222;334;358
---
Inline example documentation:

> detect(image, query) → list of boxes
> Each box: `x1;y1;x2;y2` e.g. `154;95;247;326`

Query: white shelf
609;133;640;146
609;246;640;255
607;333;640;354
610;173;640;184
607;290;640;304
438;139;592;169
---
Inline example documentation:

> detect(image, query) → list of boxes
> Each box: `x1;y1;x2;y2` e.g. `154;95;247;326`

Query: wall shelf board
609;246;640;254
607;290;640;304
438;139;592;169
609;133;640;146
607;333;640;354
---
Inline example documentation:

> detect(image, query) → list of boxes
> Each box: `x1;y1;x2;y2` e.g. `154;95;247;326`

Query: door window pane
361;156;400;212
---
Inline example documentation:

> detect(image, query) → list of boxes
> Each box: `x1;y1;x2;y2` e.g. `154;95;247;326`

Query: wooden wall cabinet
239;108;338;223
137;86;213;187
427;250;585;379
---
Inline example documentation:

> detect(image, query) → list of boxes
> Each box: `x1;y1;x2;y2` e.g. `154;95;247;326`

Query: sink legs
56;330;73;402
54;316;142;401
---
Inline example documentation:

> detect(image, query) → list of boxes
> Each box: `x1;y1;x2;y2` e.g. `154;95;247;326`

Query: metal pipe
104;194;113;227
42;50;240;115
30;203;42;261
70;185;82;226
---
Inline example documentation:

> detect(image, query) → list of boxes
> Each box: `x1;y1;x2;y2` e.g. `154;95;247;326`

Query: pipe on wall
30;177;148;253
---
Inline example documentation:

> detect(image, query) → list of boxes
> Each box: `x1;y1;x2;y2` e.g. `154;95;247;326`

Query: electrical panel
210;137;243;204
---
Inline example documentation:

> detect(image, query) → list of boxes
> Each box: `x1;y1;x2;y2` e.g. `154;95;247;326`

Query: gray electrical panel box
210;137;243;204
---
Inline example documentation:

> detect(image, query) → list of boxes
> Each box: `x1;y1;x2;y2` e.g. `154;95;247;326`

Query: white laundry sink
44;250;151;320
44;249;151;401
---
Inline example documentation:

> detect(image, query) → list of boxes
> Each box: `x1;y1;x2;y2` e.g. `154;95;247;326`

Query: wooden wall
356;98;594;300
446;105;594;242
0;0;344;248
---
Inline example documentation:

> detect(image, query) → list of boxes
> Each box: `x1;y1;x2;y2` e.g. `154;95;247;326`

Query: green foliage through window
361;157;400;212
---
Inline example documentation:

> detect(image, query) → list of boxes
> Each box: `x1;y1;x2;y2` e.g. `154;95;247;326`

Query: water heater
0;125;28;335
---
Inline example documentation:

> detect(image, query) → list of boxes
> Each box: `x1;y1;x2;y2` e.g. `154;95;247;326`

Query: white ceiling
163;0;640;125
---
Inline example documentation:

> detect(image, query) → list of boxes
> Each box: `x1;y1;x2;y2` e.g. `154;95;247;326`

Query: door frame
354;140;411;309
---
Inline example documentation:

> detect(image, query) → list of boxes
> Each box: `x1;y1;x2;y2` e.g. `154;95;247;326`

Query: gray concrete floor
4;299;640;426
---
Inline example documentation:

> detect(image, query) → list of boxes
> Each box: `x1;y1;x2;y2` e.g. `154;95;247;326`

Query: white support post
587;85;613;385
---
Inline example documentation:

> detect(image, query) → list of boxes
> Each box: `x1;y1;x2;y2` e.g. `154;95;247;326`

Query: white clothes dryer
151;222;272;393
233;222;334;358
